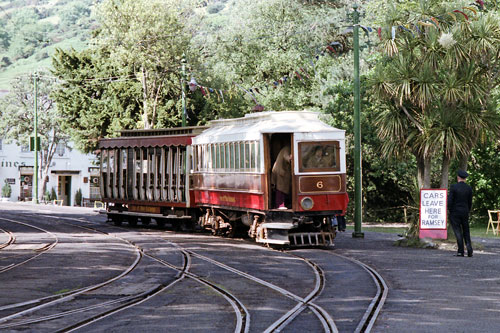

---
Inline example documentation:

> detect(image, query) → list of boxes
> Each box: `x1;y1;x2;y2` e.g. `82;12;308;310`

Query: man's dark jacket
448;182;472;214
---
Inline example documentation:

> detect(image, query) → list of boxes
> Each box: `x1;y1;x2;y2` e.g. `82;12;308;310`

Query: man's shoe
468;252;473;257
455;253;464;257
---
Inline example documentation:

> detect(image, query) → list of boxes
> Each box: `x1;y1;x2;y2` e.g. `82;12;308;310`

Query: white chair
486;210;500;236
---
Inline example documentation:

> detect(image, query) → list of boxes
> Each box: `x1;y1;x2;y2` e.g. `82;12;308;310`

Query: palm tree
370;2;500;189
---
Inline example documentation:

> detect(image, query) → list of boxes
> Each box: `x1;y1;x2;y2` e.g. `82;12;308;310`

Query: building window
56;143;65;156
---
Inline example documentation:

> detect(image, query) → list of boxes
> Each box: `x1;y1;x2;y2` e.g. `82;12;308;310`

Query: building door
58;176;72;206
20;174;33;201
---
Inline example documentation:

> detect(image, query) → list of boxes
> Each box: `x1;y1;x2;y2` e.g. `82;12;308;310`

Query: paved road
1;202;500;332
334;229;500;332
0;203;377;332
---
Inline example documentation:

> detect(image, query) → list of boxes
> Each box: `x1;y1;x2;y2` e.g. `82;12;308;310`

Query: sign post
420;189;447;239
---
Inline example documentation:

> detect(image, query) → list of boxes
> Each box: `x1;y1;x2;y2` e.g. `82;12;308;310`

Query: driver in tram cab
303;146;329;169
272;145;292;209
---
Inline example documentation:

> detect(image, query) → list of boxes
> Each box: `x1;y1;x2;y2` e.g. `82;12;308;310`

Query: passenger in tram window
323;146;337;168
303;146;328;169
272;145;292;209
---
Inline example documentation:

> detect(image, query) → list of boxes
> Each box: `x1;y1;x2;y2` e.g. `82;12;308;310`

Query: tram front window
299;141;340;172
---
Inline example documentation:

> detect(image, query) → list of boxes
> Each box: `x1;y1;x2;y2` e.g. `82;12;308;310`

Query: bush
74;188;82;206
44;190;51;202
1;182;11;198
50;187;57;201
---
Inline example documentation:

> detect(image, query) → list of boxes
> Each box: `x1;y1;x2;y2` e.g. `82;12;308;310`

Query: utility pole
352;4;364;238
33;73;39;204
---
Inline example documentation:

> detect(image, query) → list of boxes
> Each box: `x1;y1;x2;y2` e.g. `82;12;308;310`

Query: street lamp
181;56;187;127
352;4;364;238
33;73;39;204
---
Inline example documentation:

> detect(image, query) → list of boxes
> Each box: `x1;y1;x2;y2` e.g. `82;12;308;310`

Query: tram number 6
316;181;324;189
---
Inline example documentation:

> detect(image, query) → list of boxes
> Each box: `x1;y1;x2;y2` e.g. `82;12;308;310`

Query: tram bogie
98;111;348;247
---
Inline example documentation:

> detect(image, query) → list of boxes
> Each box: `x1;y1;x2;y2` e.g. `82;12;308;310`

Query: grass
0;36;88;90
346;223;500;239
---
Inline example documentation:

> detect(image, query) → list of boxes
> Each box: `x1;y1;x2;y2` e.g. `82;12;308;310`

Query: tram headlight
300;197;314;210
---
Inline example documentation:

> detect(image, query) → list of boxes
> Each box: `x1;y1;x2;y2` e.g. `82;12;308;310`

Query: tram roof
192;111;344;144
99;126;206;149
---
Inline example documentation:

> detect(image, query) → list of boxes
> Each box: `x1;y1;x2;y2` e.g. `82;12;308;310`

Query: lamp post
33;73;39;204
181;56;187;127
352;4;364;238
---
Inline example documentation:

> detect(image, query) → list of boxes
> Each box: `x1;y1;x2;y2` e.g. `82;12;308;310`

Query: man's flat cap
457;170;469;178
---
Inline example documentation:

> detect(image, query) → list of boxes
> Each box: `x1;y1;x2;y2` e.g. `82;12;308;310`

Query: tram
99;111;348;246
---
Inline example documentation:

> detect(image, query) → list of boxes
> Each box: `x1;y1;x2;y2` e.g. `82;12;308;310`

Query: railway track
0;214;250;333
60;215;388;332
0;228;15;250
0;210;388;332
0;217;58;274
331;253;388;333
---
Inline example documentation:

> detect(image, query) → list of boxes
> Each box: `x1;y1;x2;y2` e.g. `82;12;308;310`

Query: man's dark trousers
450;212;472;255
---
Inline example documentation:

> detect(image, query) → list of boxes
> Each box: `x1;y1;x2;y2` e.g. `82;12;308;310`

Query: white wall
0;139;99;206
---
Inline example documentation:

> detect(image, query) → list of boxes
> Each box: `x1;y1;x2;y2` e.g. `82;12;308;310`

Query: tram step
289;232;334;247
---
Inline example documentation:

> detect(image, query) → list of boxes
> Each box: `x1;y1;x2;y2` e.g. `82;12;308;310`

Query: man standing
448;170;473;257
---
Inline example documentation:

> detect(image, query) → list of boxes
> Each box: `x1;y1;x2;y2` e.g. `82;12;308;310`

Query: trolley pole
33;73;39;204
352;4;364;238
181;55;186;127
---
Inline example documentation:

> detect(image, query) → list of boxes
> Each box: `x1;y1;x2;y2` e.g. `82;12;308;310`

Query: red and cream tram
99;111;348;246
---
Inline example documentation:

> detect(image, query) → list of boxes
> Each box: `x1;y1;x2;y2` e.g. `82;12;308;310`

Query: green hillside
0;0;235;92
0;0;97;91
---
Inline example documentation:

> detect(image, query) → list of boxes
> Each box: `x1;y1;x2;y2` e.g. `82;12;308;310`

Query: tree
369;1;500;190
196;0;349;112
4;8;53;60
52;47;141;152
0;71;70;201
52;0;204;152
95;0;191;129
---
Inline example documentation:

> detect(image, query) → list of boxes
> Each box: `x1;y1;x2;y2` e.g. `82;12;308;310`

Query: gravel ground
334;229;500;333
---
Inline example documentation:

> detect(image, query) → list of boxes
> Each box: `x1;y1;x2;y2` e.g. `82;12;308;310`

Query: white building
0;138;100;206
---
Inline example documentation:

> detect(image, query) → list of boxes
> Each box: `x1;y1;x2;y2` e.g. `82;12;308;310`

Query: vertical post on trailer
352;5;364;238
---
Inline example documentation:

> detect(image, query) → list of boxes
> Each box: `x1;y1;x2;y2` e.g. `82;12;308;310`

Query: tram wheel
128;216;138;227
156;218;166;228
111;215;122;226
141;217;151;226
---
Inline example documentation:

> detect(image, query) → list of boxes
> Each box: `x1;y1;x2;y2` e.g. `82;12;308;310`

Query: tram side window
234;143;240;171
215;144;220;170
204;145;209;171
220;143;226;169
250;142;256;170
229;143;234;171
244;142;250;170
299;141;340;172
224;143;231;171
256;142;261;171
238;142;244;170
198;145;203;172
